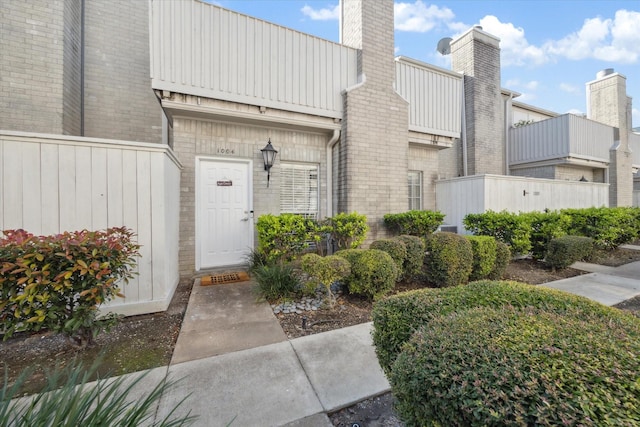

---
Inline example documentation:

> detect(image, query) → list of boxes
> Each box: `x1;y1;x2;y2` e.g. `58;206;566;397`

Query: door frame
195;156;254;271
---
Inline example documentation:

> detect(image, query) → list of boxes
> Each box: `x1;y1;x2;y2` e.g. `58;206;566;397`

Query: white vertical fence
436;174;609;234
0;131;182;316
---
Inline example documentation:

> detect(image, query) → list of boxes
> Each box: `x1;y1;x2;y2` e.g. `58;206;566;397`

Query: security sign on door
198;159;252;269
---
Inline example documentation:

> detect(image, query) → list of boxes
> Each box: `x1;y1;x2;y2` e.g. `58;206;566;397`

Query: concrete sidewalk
543;260;640;305
128;257;640;426
157;322;388;427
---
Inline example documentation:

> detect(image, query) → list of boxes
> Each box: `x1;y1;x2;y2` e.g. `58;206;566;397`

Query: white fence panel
436;174;609;234
395;57;462;138
149;0;358;119
510;114;612;166
0;131;182;316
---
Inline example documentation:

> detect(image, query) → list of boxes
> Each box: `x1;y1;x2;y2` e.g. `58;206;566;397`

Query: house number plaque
216;148;235;154
217;180;233;186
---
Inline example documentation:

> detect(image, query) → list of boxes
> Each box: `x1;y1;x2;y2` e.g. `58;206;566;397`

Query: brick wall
409;145;439;210
83;1;162;142
1;1;69;133
171;101;331;276
588;72;633;206
339;0;409;242
450;27;504;176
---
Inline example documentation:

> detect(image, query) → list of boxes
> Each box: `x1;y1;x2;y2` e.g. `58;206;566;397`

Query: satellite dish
437;37;452;55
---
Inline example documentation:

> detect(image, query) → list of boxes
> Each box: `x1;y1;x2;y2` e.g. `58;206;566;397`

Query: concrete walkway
107;255;640;426
543;260;640;305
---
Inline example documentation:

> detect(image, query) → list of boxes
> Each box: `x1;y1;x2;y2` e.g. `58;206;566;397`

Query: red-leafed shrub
0;227;140;347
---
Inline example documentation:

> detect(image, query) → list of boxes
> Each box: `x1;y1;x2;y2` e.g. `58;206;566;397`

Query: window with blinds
280;163;319;219
408;170;422;210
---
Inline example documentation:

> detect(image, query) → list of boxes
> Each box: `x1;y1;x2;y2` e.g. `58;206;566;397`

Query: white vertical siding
630;132;640;168
395;58;462;138
510;114;612;165
0;131;182;316
149;0;358;119
436;174;609;234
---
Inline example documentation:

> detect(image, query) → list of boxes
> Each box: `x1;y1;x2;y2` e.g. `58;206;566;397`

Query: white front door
198;159;252;269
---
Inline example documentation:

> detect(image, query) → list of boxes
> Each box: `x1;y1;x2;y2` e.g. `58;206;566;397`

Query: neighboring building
1;0;638;315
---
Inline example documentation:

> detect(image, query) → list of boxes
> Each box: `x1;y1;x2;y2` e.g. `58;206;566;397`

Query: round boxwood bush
390;305;640;426
488;240;511;280
424;232;473;287
545;235;594;270
370;239;407;281
335;249;399;300
371;280;619;375
394;235;425;280
465;235;497;281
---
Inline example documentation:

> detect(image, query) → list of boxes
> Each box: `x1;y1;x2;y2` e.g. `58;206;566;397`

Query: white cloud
300;4;339;21
524;80;539;91
545;10;640;64
476;16;547;66
633;108;640;128
516;92;536;102
394;1;455;32
559;83;581;95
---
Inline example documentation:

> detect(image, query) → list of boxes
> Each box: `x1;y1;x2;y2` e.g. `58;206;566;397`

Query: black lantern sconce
260;138;278;187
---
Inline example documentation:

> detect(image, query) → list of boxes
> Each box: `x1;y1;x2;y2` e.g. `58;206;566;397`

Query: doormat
200;272;250;286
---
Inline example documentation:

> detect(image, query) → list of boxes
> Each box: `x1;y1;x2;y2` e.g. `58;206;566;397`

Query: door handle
241;217;250;221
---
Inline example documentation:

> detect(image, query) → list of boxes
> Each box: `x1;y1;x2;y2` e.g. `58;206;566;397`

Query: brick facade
450;27;504;176
0;0;162;142
588;72;634;206
339;0;409;241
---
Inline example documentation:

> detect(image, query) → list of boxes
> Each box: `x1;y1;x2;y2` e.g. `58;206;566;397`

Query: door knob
241;217;249;221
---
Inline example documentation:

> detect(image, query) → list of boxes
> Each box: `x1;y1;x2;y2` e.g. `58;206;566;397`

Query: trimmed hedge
463;207;640;256
488;241;511;280
371;280;620;375
563;206;640;249
545;235;594;270
423;232;473;288
335;249;399;300
382;210;445;236
370;239;407;281
0;228;139;347
390;305;640;426
465;235;497;281
463;210;532;255
394;235;425;279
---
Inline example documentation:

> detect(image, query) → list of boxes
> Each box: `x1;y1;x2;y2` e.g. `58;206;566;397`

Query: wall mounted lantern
260;138;278;187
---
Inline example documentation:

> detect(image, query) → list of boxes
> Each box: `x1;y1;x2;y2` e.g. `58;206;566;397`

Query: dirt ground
2;246;640;405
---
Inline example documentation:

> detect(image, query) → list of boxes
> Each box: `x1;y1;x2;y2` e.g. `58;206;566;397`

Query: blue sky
213;1;640;127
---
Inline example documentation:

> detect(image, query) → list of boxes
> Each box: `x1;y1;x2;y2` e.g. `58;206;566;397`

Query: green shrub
252;263;300;301
383;210;445;236
300;253;350;303
335;249;399;300
0;228;139;347
1;361;197;426
524;211;570;259
390;305;640;426
394;235;425;279
488;241;511;280
465;235;497;281
326;212;369;250
423;232;473;288
371;280;618;375
256;214;315;262
545;235;594;270
463;210;532;255
370;239;407;280
563;206;640;249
